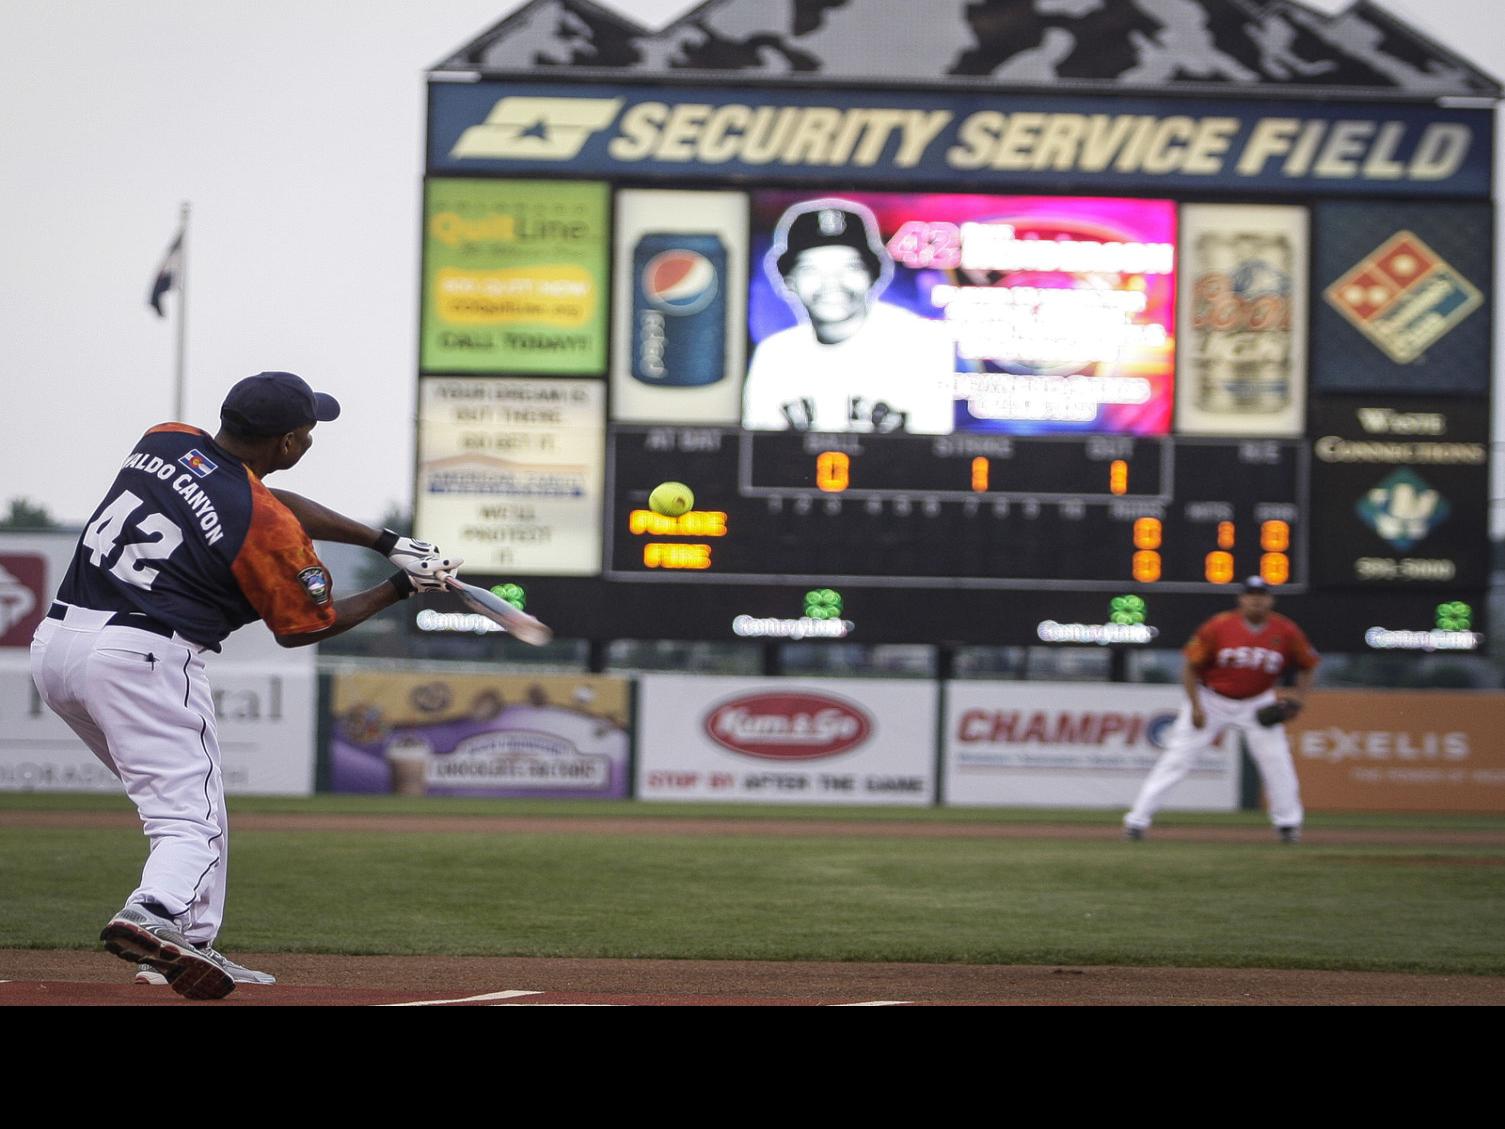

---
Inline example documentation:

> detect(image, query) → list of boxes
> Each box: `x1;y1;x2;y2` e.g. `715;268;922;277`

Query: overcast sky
1;0;1500;530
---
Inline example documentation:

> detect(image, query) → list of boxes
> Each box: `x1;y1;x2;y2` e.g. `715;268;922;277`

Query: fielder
30;371;459;1000
1123;576;1318;843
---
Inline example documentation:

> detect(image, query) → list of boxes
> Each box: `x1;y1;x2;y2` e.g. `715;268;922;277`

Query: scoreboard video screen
415;88;1492;655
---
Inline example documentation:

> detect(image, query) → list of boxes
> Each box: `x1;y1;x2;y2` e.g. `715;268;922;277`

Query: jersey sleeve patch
297;565;333;606
231;480;338;637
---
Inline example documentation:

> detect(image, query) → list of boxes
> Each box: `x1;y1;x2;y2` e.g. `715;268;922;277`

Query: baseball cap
1240;576;1272;594
775;202;885;279
220;371;340;437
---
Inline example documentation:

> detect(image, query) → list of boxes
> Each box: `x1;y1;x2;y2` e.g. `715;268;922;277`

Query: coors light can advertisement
1176;204;1308;437
636;674;938;806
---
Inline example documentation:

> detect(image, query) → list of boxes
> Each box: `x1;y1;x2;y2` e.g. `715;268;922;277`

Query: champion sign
704;692;871;759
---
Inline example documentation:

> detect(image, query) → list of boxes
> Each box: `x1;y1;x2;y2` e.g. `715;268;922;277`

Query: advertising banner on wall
421;178;610;374
1175;204;1306;437
637;674;937;805
611;189;748;424
1291;691;1505;812
429;83;1492;199
415;376;605;575
1308;397;1488;590
944;681;1237;810
329;671;630;798
0;659;317;794
1312;202;1491;395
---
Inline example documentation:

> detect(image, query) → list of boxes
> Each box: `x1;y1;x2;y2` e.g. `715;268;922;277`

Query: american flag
148;227;184;317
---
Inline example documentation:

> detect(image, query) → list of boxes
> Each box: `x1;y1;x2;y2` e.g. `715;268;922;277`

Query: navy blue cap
776;202;885;279
220;371;340;437
1241;576;1271;594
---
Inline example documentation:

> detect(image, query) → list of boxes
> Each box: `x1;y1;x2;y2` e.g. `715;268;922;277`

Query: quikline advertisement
421;178;609;375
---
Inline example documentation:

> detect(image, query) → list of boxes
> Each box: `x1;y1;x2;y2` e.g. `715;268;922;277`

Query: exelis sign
1292;691;1505;813
429;82;1491;197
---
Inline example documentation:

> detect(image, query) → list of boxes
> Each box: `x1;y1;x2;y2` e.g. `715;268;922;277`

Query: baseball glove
1255;699;1303;727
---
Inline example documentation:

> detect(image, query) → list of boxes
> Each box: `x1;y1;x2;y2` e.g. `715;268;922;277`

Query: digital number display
606;428;1303;590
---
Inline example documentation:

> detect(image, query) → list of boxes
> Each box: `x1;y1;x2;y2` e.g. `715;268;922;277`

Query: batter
31;371;458;999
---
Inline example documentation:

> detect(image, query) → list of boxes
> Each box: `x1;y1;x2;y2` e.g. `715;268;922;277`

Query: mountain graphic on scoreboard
434;1;1500;98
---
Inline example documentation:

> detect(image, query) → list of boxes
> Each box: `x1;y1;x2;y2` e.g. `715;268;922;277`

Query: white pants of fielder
30;607;229;945
1125;688;1303;831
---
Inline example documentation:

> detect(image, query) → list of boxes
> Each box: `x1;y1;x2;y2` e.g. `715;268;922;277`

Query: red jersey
1184;611;1319;699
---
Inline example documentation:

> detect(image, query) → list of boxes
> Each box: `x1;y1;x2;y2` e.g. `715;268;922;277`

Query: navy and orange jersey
56;424;336;647
1184;611;1320;700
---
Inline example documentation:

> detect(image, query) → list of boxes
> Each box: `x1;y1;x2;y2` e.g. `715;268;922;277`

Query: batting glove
376;530;463;578
387;554;461;599
408;554;461;593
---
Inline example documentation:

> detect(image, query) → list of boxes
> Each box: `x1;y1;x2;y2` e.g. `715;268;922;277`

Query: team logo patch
1324;232;1483;363
297;566;332;606
178;449;218;478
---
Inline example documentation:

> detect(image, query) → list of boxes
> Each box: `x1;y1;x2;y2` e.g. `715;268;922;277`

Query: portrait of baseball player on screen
741;198;957;434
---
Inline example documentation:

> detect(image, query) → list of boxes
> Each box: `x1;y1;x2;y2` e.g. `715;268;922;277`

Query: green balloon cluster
492;583;527;611
804;588;843;620
1109;594;1147;626
1435;601;1472;631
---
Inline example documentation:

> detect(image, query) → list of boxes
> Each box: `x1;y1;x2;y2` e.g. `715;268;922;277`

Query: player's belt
48;602;175;639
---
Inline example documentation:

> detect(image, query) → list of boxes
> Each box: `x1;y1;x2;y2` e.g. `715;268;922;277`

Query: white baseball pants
31;606;228;945
1125;688;1303;830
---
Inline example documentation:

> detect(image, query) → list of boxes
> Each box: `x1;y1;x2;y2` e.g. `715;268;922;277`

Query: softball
648;481;694;517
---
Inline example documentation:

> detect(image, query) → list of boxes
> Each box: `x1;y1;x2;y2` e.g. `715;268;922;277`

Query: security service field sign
637;674;937;805
429;82;1490;198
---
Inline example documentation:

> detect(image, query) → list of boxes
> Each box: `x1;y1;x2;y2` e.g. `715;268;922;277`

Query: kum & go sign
428;82;1491;198
637;674;936;806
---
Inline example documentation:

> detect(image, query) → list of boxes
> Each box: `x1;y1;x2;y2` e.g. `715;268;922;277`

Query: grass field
4;793;1504;976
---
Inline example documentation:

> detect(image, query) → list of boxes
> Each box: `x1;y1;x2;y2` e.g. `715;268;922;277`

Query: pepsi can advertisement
631;233;727;386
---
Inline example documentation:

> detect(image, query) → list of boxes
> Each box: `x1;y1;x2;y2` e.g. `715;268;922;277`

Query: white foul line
830;1000;913;1006
383;989;543;1007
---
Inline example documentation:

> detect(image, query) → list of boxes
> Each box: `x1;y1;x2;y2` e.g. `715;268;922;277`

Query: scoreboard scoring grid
604;427;1309;593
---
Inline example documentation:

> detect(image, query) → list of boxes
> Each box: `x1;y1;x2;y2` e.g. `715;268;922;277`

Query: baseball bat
443;575;554;646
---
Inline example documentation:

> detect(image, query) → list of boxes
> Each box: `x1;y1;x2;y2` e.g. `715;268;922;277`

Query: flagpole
174;201;190;422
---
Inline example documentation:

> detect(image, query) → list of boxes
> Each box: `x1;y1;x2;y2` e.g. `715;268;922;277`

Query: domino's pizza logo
641;250;718;316
179;449;218;478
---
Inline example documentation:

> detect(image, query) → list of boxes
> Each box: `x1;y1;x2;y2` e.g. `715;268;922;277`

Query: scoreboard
608;430;1303;591
414;81;1494;655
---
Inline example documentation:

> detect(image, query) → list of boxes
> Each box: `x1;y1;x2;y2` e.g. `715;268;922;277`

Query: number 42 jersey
57;424;337;648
